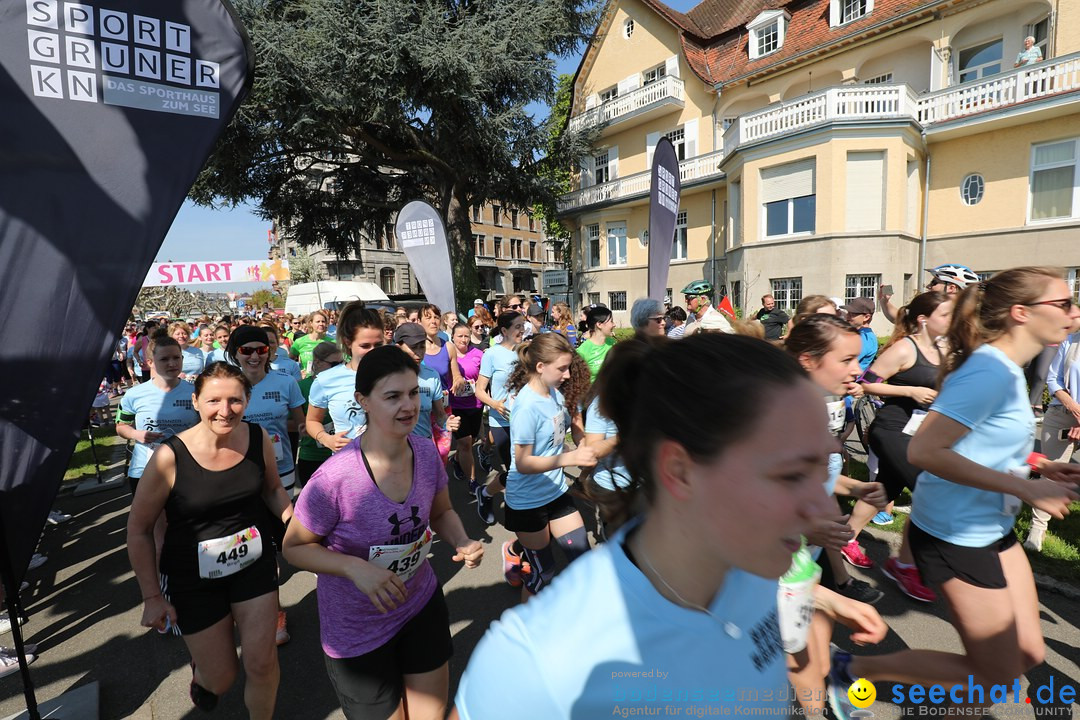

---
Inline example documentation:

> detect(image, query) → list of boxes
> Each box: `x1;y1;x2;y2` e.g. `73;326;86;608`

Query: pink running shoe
840;540;874;569
883;557;936;602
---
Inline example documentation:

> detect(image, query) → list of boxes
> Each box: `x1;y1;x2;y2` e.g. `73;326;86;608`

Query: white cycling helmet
927;264;979;289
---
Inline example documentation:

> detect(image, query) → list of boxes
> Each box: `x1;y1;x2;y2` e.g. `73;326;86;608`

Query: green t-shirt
297;375;333;463
576;336;616;381
292;334;335;374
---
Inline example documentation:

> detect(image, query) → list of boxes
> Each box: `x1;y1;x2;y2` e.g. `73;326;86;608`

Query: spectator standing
755;295;790;341
1015;36;1042;67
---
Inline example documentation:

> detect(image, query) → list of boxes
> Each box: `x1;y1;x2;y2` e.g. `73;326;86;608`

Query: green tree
192;0;599;311
286;247;324;284
250;289;284;309
533;72;575;267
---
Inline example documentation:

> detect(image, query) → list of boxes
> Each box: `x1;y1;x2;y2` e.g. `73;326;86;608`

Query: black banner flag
0;0;252;591
647;137;681;301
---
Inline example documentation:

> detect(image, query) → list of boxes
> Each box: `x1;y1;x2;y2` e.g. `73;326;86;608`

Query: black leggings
490;426;511;471
867;422;920;502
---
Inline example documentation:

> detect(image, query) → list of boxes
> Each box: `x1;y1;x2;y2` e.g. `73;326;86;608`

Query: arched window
379;267;396;294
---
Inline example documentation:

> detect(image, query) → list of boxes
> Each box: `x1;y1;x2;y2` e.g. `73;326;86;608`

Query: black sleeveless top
160;422;269;576
874;337;941;431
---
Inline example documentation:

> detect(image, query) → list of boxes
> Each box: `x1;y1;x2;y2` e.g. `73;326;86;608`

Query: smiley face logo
848;678;876;708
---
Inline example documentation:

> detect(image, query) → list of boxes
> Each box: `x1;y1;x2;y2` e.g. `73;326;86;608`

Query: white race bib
270;433;285;462
1002;467;1028;516
367;528;433;581
825;399;845;435
197;526;263;579
902;410;928;436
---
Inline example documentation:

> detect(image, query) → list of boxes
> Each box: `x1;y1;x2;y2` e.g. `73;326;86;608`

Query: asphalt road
3;471;1080;719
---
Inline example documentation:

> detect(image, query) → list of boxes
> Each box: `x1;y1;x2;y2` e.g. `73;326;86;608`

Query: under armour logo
388;506;422;535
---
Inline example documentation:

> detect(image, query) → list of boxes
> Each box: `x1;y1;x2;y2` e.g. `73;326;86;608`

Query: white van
283;281;391;316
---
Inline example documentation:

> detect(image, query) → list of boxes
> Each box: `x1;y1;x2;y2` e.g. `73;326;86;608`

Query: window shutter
617;74;640;95
684;119;698;159
760;159;815;204
845;151;885;232
585;94;598;110
930;47;944;91
646;131;660;168
608;145;619;179
906;160;919;235
580;155;594;188
665;55;680;78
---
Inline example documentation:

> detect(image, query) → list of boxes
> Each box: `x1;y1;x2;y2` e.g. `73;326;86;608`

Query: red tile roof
628;0;950;86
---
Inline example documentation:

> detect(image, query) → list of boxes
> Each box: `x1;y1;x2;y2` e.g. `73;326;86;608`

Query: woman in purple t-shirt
449;323;485;491
283;346;484;720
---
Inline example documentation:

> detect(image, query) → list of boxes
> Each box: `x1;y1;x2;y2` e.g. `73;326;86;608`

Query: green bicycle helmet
680;280;714;296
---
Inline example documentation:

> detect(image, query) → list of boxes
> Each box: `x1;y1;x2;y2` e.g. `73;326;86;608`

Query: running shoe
474;444;493;475
840;540;873;569
475;486;496;526
870;511;893;526
882;558;936;603
468;478;480;496
827;646;857;720
450;457;464;483
836;578;883;605
189;662;218;711
502;541;523;587
0;648;35;680
0;614;26;636
1023;526;1046;553
47;511;72;525
275;611;290;646
27;554;47;571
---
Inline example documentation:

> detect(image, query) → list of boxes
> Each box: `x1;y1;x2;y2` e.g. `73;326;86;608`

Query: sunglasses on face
508;304;522;310
647;316;665;324
1027;297;1075;312
236;345;269;356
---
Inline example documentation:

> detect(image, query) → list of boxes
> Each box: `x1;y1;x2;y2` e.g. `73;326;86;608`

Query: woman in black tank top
852;292;952;603
127;362;293;719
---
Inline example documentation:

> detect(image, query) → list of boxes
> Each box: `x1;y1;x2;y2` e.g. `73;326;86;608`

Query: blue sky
160;0;702;290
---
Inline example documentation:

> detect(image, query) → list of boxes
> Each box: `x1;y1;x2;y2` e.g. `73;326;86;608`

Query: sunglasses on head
236;345;269;356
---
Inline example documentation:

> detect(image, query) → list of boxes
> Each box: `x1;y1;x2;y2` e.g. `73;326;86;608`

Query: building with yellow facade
560;0;1079;331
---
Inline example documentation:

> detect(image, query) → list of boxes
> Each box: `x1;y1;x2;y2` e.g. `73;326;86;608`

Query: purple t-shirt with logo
294;434;449;658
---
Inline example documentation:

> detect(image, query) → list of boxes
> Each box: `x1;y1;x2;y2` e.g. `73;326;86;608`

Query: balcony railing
558;148;725;212
569;75;685;133
725;52;1080;153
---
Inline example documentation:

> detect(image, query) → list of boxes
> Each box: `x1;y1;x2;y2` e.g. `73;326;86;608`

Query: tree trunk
445;183;481;315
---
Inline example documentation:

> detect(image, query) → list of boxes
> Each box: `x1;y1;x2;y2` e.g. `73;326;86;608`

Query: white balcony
723;52;1080;154
558;148;725;213
569;76;685;135
476;256;499;267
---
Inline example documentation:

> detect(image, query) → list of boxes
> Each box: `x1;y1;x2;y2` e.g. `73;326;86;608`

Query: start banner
144;258;290;286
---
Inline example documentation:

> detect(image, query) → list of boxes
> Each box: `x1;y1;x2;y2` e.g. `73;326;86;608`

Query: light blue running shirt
180;347;205;378
412;364;445;440
507;384;569;510
309;363;366;440
479;344;517;428
243;372;305;476
455;519;788;719
911;344;1035;547
204;347;227;365
117;380;199;478
271;355;302;382
584;396;629;491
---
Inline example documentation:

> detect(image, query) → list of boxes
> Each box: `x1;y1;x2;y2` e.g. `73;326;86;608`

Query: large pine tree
192;0;598;309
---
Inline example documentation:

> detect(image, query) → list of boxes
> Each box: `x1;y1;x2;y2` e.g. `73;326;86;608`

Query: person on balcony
1015;36;1042;68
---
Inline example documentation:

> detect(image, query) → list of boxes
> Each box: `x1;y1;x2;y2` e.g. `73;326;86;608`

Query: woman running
206;324;230;364
576;306;616;381
848;291;952;602
127;362;293;718
452;334;884;719
116;331;199;495
260;322;302;383
550;302;578;346
296;342;343;494
169;321;206;381
306;302;385;453
474;311;526;525
292;310;334;376
466;315;489;353
500;334;597;598
283;346;483;720
449;322;484;492
418;304;464;399
227;326;306;498
392;323;459;442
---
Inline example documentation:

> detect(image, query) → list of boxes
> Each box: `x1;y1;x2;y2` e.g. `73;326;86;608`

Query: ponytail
882;290;948;352
506;333;574;394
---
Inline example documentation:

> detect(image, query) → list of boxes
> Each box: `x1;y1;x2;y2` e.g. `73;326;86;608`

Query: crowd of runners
4;263;1077;719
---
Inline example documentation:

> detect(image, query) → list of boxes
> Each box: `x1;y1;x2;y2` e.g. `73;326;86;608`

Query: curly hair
561;353;592;415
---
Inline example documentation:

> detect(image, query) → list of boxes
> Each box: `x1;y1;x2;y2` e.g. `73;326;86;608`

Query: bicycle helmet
927;264;979;289
681;280;714;297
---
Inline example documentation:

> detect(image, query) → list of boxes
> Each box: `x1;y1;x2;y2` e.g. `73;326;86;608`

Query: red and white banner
143;258;290;286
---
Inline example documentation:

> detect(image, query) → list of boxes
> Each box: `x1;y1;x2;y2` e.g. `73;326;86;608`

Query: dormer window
747;10;789;60
830;0;874;27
